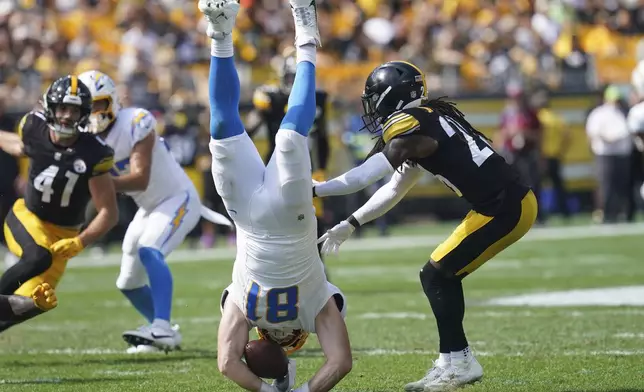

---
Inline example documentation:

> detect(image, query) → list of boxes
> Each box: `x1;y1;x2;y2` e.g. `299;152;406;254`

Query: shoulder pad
88;137;115;176
382;111;421;143
130;108;157;143
18;111;47;138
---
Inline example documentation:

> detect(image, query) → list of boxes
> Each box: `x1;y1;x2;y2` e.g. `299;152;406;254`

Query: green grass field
1;222;644;392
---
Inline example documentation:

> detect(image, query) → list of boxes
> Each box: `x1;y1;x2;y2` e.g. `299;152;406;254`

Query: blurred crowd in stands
1;0;644;252
2;0;644;107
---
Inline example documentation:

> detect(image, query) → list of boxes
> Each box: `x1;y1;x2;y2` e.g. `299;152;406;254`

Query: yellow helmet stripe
398;61;426;95
70;75;78;96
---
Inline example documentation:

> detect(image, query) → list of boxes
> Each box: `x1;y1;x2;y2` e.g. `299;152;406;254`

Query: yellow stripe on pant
3;199;79;296
430;190;538;277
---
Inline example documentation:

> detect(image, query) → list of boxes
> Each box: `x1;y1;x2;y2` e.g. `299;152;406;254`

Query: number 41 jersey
20;111;114;227
382;106;523;216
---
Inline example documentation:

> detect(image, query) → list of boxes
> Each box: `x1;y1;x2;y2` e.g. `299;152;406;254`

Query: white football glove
317;220;356;256
272;359;296;392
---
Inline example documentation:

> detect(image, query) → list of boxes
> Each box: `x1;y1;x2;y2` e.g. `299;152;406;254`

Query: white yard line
2;347;642;357
59;222;644;269
613;332;644;339
486;286;644;307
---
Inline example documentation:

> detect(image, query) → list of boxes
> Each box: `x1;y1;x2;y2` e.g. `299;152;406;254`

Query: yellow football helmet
78;70;120;134
257;327;309;355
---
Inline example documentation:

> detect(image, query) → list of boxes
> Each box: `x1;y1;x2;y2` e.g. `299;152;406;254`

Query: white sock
211;35;233;58
152;318;171;330
296;44;316;66
437;353;451;367
451;346;471;363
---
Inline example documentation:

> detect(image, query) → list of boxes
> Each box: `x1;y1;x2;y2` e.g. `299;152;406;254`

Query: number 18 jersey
20;111;114;227
381;106;522;216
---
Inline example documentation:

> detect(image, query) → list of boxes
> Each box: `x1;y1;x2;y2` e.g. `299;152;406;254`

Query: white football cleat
423;356;483;391
198;0;240;40
404;360;450;392
123;323;182;352
126;345;163;354
290;0;321;47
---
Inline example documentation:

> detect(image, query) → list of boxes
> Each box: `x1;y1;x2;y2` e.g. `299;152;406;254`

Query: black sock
420;263;452;354
447;280;468;352
420;262;469;354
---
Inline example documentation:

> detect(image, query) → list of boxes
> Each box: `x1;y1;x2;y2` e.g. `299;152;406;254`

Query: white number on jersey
34;165;80;207
439;116;493;167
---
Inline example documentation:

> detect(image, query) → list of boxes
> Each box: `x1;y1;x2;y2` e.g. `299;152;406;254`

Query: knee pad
419;261;450;292
276;131;311;207
209;139;233;161
116;270;147;291
115;254;147;291
116;275;147;291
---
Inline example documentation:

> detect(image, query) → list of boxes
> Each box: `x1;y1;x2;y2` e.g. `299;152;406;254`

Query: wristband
347;215;361;229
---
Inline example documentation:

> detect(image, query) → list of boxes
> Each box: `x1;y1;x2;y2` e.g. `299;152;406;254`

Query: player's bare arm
313;134;436;198
111;132;154;192
0;130;24;157
383;134;437;169
79;173;118;246
306;298;352;392
218;300;265;392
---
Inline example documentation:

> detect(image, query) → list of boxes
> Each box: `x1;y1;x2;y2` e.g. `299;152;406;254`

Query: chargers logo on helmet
78;70;121;134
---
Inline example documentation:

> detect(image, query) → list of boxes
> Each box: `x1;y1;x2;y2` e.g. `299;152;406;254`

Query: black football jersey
252;85;329;171
19;111;114;227
381;105;523;215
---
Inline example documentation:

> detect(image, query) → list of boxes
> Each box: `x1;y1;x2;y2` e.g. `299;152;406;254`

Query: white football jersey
628;102;644;134
210;130;330;332
105;107;196;210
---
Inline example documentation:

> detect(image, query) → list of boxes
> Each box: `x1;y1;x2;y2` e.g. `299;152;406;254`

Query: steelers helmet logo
74;159;87;174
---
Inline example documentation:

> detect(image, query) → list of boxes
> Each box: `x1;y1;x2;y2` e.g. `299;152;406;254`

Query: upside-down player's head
257;327;309;356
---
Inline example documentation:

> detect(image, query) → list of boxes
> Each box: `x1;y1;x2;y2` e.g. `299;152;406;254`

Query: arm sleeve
352;162;423;225
314;152;395;197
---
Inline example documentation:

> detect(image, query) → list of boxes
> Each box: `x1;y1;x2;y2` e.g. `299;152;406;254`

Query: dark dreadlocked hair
364;97;490;163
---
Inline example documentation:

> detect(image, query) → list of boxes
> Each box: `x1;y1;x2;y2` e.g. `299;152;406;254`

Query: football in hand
243;339;288;379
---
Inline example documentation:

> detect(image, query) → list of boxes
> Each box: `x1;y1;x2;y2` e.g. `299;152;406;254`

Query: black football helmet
42;75;92;137
361;61;427;133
